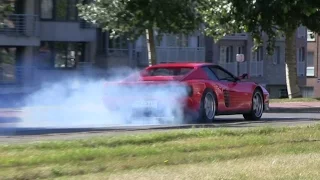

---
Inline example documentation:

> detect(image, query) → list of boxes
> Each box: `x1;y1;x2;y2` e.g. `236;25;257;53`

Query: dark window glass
202;67;218;81
40;0;78;21
38;41;85;69
307;52;314;67
68;0;78;20
40;0;53;19
55;0;68;20
145;67;193;76
209;66;235;82
0;47;17;83
54;42;68;67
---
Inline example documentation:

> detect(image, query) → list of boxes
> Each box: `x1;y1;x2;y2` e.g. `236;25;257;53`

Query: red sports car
104;63;270;124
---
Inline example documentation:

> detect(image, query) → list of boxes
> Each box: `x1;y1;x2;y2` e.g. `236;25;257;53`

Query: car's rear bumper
103;96;199;117
263;93;270;111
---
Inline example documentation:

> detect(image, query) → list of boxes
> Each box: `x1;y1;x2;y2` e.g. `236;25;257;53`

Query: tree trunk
284;30;302;99
145;28;157;66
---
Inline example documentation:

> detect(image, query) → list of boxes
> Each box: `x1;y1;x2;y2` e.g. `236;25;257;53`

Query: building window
220;46;233;63
108;35;129;56
301;87;314;98
165;34;189;47
237;46;244;54
40;0;79;21
67;0;78;21
279;89;288;98
297;47;306;76
307;29;316;41
226;46;233;62
96;29;107;53
108;36;128;49
166;35;176;47
272;46;280;64
252;46;263;61
38;41;85;69
41;0;53;19
257;46;263;61
177;34;188;47
55;0;68;20
298;47;305;62
197;35;204;47
0;47;17;83
306;51;315;76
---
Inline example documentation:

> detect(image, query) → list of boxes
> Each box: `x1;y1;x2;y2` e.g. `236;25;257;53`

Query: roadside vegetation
1;124;320;180
270;98;320;103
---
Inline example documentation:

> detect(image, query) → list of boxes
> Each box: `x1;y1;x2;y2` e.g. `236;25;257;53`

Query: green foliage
198;0;320;55
77;0;202;41
0;2;14;27
55;0;68;20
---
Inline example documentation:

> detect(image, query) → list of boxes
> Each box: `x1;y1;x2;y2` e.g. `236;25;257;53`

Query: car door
208;66;252;111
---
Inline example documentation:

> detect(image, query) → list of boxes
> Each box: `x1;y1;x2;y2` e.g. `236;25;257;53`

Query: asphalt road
0;110;320;144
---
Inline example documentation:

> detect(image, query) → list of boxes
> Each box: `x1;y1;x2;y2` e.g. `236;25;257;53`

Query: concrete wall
266;85;287;98
39;22;96;42
0;36;39;46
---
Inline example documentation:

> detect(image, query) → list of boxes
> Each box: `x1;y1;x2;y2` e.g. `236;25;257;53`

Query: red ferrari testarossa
104;63;270;123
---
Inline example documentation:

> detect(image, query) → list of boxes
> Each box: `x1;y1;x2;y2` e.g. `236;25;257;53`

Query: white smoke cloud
18;67;189;128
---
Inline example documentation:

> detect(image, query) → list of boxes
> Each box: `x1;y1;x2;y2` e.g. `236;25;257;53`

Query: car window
145;67;193;76
209;66;235;82
202;67;218;81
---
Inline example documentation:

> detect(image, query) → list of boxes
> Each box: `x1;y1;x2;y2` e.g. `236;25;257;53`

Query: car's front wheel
243;90;264;120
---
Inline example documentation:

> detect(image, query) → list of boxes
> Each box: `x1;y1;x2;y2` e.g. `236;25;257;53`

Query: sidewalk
269;102;320;113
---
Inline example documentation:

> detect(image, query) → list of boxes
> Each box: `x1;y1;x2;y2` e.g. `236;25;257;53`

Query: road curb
268;107;320;113
0;124;218;136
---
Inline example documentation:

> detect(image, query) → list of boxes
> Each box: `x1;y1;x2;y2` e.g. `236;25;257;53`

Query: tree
77;0;201;66
197;0;320;99
0;1;14;28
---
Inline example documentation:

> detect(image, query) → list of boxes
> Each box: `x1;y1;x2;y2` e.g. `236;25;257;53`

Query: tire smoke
18;67;189;128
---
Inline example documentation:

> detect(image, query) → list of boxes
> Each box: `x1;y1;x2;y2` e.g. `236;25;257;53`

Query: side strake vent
223;90;230;107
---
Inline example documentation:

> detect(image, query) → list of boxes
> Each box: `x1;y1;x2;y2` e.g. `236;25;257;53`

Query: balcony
221;33;249;40
0;14;40;46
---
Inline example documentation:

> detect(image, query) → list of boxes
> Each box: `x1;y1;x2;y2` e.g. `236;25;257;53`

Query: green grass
1;125;320;180
270;97;320;103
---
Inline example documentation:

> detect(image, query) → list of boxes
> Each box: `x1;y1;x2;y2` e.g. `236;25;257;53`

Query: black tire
197;89;217;124
243;89;264;121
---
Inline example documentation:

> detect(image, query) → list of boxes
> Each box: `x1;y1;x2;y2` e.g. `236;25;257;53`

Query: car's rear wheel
243;90;264;121
197;89;217;123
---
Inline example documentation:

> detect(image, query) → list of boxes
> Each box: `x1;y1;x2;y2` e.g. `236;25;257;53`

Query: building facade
305;30;320;97
0;0;97;94
0;0;309;99
208;27;308;98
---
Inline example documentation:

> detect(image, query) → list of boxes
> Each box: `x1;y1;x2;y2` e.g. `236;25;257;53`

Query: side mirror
238;73;249;80
236;54;245;63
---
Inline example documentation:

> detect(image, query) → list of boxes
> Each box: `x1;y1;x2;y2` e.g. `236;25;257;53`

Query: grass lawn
270;97;320;103
1;125;320;180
